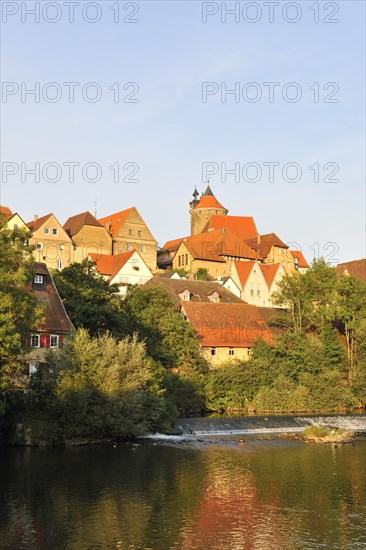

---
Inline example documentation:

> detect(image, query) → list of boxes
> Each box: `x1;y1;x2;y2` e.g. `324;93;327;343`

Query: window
210;347;216;356
50;335;59;348
185;254;188;264
57;260;63;269
257;290;261;296
44;227;50;234
250;289;254;296
13;224;18;230
34;275;43;284
183;293;189;301
129;229;133;236
138;230;142;237
140;245;145;254
31;334;40;348
229;348;235;356
247;349;252;356
126;244;131;251
178;256;181;267
52;228;58;235
36;242;43;250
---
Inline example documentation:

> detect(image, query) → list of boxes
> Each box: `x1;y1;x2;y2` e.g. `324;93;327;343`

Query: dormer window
208;291;221;303
178;289;190;302
34;275;43;284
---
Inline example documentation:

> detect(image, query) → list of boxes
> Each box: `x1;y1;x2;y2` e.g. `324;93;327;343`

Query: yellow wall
110;209;157;271
6;214;28;232
72;225;112;263
203;346;251;367
172;242;230;279
190;207;226;235
30;215;74;270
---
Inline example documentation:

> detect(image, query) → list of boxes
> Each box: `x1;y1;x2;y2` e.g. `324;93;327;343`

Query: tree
30;329;168;438
0;220;44;414
336;275;366;383
195;268;209;281
52;260;126;337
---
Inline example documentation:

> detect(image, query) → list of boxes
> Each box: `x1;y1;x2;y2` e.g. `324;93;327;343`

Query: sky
1;0;365;264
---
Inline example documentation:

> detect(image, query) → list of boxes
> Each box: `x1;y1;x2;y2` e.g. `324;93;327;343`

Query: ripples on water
0;435;365;549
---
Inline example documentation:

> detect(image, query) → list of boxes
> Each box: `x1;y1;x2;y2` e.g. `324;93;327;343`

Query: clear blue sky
1;0;365;263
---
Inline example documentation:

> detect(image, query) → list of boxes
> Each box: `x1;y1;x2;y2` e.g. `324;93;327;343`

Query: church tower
189;185;228;235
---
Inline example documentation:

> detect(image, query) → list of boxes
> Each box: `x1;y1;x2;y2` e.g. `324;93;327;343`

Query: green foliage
0;220;44;414
195;268;209;281
30;329;168;438
53;260;126;337
303;426;330;438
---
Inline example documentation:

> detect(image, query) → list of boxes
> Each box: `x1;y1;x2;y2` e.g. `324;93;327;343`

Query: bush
30;329;169;439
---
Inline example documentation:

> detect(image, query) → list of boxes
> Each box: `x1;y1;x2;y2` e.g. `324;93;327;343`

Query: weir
173;414;366;437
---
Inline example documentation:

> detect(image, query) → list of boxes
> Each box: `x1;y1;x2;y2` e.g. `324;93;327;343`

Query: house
336;259;366;282
27;263;74;373
181;302;273;366
246;232;294;269
0;206;28;232
290;250;310;273
63;211;112;263
231;260;270;306
89;249;153;297
145;276;244;307
172;228;258;279
260;263;288;307
98;207;157;271
26;214;74;270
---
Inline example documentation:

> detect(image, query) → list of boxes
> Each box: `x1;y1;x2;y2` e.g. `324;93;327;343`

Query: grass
303;425;345;439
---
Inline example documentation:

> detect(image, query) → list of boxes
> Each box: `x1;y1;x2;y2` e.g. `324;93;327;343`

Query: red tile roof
0;206;13;217
192;195;227;211
247;232;288;259
260;263;282;288
233;261;255;287
207;215;258;241
182;302;273;347
26;213;53;232
162;236;190;253
98;207;135;236
89;250;135;280
64;211;103;236
336;259;366;282
289;250;310;269
179;229;258;262
30;263;74;333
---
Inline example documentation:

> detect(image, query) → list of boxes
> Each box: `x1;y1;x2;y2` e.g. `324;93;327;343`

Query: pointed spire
203;184;214;197
192;186;199;199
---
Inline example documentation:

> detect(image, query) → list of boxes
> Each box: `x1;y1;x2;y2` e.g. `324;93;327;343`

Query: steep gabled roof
162;236;190;253
145;276;243;306
336;259;366;282
26;213;53;231
97;207;135;236
182;302;272;347
206;215;258;242
63;211;103;237
0;206;13;217
260;263;282;288
289;250;310;269
89;250;135;280
30;263;74;333
233;261;255;287
247;232;288;259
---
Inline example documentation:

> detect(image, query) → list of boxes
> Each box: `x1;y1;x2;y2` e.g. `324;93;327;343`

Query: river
1;416;366;549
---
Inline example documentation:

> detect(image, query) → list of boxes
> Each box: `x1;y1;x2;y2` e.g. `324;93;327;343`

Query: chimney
34;215;38;222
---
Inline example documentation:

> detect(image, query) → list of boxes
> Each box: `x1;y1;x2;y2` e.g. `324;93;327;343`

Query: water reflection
0;440;365;549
